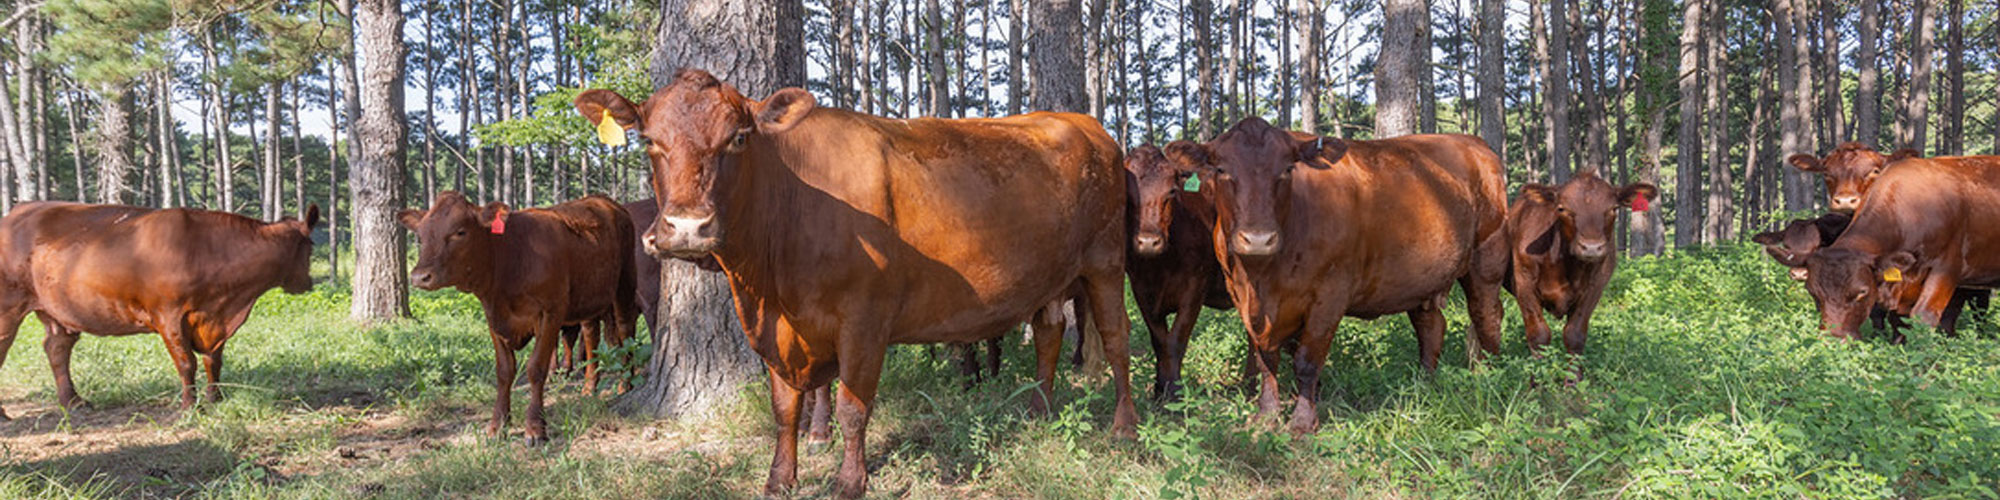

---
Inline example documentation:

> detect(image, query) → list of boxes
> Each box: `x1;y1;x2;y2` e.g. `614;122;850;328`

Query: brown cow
399;192;639;445
575;69;1134;498
1125;144;1234;401
1753;212;1853;280
0;202;319;418
1788;142;1920;213
1163;118;1508;434
1757;212;1986;339
1504;169;1656;354
1804;155;2000;338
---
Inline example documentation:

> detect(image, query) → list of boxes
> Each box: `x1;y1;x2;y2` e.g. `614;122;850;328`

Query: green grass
1;245;1997;499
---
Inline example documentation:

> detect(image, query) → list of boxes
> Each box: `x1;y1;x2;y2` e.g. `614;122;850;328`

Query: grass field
0;245;1995;499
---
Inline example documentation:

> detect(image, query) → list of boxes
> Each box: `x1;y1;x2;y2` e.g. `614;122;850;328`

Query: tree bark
1856;0;1881;145
264;81;282;220
1896;0;1935;151
1191;0;1213;137
91;86;132;204
1939;0;1963;154
1031;0;1088;113
1476;0;1503;153
1543;0;1570;180
617;0;806;420
1674;0;1703;248
1818;1;1844;145
1375;0;1427;138
350;0;411;320
1296;0;1320;134
1775;0;1813;212
1702;0;1731;242
928;0;948;116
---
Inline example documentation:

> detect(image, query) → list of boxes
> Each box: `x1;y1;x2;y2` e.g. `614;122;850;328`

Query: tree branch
0;0;47;32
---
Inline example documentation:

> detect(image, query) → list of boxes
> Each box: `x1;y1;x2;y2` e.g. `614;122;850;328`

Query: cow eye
454;229;466;238
730;128;750;148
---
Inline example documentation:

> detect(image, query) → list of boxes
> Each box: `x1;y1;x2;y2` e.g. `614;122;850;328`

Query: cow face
1165;118;1343;257
399;192;505;292
1751;213;1850;280
1123;145;1192;256
1522;170;1655;262
269;204;322;293
574;69;815;260
1805;248;1916;338
1789;142;1919;213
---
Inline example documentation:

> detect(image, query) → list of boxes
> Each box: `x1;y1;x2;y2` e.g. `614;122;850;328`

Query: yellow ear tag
1882;267;1903;283
595;109;627;147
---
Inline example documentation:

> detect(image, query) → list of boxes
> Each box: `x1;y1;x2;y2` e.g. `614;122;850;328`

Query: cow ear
1618;183;1658;210
479;202;510;230
302;204;322;230
1520;184;1558;205
397;209;425;231
1524;222;1561;256
1294;135;1347;167
1751;230;1783;246
1877;251;1917;275
1163;141;1215;175
1812;213;1851;241
1887;148;1922;162
1787;153;1824;172
753;88;816;134
575;89;643;130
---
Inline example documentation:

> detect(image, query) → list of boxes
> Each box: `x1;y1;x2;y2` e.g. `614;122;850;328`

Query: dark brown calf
399;192;639;444
0;202;319;418
1165;119;1508;434
1125;145;1234;401
1504;170;1656;354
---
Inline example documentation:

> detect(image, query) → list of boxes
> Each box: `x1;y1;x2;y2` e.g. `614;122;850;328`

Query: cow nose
1134;233;1164;255
1789;267;1810;281
1831;195;1861;212
411;271;435;289
1576;241;1608;259
656;215;720;257
1233;230;1279;256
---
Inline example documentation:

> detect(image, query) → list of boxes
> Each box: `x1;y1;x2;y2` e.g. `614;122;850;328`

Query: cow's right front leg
764;368;806;496
489;333;518;438
0;301;29;420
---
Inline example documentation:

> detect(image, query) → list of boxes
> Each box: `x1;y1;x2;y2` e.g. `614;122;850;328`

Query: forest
0;0;1998;498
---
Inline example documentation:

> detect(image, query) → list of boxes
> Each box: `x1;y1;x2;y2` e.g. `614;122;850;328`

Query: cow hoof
806;438;831;454
524;434;549;447
0;408;10;421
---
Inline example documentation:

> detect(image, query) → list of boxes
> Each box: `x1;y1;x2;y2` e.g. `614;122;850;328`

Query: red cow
399;192;639;444
1788;142;1919;213
576;69;1133;498
0;202;319;418
1125;144;1234;400
1757;213;1985;339
1164;118;1508;434
1804;155;2000;338
1503;169;1656;354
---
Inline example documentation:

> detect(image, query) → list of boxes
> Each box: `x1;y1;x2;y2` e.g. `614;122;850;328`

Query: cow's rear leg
200;344;227;404
1081;273;1138;439
1027;303;1064;417
579;321;603;395
1460;273;1504;364
39;317;86;411
0;303;24;420
805;384;833;445
1409;297;1446;373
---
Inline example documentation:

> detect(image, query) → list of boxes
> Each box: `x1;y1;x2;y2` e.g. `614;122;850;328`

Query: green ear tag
1183;176;1201;192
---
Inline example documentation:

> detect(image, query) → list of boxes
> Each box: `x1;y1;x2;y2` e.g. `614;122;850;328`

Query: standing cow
1805;155;2000;338
576;68;1134;498
1163;118;1508;434
0;202;320;419
399;192;639;444
1504;169;1656;354
1124;144;1235;401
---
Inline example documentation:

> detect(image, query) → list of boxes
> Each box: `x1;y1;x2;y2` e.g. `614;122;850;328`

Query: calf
1164;118;1508;434
400;192;639;444
1125;145;1234;401
1804;155;2000;338
0;202;319;418
1503;170;1656;354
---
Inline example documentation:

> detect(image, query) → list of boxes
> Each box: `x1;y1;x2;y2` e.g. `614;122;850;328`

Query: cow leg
1157;300;1204;403
1139;297;1175;402
1409;298;1446;373
41;319;86;410
983;336;1003;379
579;321;602;395
200;345;226;404
1562;279;1611;356
953;342;981;388
488;334;518;438
523;320;559;445
154;318;202;410
0;303;24;420
1081;275;1138;439
1512;271;1554;353
831;341;887;499
1937;290;1972;337
556;325;578;377
1911;264;1964;328
1460;273;1504;363
611;308;638;393
1249;335;1285;424
1027;303;1064;417
1289;321;1340;435
806;384;834;445
764;369;806;495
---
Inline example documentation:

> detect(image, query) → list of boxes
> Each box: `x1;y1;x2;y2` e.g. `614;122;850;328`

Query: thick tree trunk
928;0;948;116
1674;0;1703;248
158;72;177;207
1856;0;1881;145
616;0;805;420
92;87;132;205
1191;0;1213;138
349;0;411;320
1573;0;1608;170
1775;0;1813;212
1939;0;1963;154
1896;0;1934;151
1702;0;1731;242
1296;0;1320;133
1031;0;1087;113
1818;2;1844;145
1375;0;1427;138
1476;0;1503;153
1543;0;1570;180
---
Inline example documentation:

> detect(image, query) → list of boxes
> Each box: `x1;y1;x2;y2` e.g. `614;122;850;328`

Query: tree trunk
1896;0;1934;151
1476;0;1504;153
159;72;177;208
1856;0;1881;145
1573;0;1608;171
927;0;948;116
1939;0;1963;154
1375;0;1427;138
94;86;132;204
1674;0;1703;248
458;0;473;193
1031;0;1088;113
264;82;282;220
1296;0;1320;134
1702;0;1731;242
1191;0;1213;137
617;0;806;420
1543;0;1571;180
350;0;411;321
1775;0;1813;212
1818;2;1844;145
1740;58;1773;236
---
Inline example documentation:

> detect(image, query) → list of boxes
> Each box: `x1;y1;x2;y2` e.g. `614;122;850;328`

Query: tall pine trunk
1673;0;1703;248
1476;0;1504;153
1939;0;1963;154
94;87;132;204
1896;0;1934;151
1375;0;1427;138
1031;0;1087;113
1856;0;1882;145
350;0;411;320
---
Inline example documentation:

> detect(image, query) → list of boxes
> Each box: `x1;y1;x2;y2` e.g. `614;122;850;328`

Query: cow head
1788;142;1920;213
1751;213;1851;280
1123;145;1192;256
1164;118;1343;257
399;191;506;292
1805;247;1916;339
1520;170;1656;262
267;204;322;294
574;69;815;260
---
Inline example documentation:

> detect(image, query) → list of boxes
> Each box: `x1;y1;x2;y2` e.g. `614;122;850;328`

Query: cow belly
34;296;154;336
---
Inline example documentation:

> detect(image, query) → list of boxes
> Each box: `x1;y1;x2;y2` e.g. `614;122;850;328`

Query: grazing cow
1753;213;1852;281
1124;145;1234;401
1163;118;1508;434
0;202;319;419
399;192;639;444
575;69;1134;498
1756;213;1985;339
1789;142;1920;213
1503;169;1656;354
1804;155;2000;339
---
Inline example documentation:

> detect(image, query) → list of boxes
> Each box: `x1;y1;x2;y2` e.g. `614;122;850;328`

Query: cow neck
1828;208;1902;258
465;215;530;301
709;135;802;285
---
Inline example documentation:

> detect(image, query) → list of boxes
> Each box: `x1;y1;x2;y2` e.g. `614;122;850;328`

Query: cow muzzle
647;215;720;259
1231;230;1280;256
1829;195;1861;213
411;269;444;291
1574;240;1610;261
1133;232;1166;256
1789;267;1809;281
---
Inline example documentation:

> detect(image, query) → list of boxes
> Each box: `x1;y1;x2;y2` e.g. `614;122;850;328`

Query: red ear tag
490;209;507;234
1630;195;1649;212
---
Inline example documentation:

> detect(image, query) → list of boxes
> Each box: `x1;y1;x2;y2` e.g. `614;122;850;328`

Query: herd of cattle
0;68;1992;497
